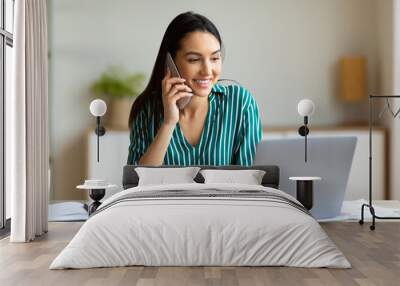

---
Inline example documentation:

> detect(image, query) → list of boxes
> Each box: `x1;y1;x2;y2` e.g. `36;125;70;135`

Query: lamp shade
89;99;107;117
297;99;315;117
339;56;367;102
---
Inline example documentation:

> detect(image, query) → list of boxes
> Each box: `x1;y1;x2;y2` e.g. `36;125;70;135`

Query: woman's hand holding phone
161;69;193;126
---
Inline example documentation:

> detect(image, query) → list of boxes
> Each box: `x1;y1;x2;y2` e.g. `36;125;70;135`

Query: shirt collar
210;83;226;98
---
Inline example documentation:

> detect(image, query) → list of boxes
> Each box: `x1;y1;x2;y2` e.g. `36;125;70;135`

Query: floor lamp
359;95;400;230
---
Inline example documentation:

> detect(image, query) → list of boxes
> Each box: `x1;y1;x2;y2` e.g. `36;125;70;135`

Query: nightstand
77;180;118;215
289;177;322;210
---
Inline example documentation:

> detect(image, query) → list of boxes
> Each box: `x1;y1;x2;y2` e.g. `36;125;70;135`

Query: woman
128;11;262;166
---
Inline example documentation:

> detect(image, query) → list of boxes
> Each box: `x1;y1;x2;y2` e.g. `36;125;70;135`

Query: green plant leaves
90;66;145;99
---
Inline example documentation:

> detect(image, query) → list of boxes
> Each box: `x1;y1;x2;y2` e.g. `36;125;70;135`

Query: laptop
254;136;357;219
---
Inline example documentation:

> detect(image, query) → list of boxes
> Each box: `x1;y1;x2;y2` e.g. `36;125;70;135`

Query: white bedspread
50;183;350;269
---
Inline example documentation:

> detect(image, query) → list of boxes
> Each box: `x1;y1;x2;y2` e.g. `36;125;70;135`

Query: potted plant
90;66;145;129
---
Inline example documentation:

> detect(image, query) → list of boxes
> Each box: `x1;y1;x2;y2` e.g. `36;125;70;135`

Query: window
0;0;14;234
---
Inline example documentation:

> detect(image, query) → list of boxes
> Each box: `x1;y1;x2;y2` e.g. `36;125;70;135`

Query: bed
50;165;350;269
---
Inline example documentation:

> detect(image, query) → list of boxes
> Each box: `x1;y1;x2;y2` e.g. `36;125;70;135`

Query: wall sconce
298;99;315;163
89;99;107;162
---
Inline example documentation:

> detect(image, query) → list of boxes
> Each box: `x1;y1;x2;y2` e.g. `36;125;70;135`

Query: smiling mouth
193;79;212;88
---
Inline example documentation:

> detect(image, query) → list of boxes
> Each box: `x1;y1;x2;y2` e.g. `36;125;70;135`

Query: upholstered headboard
122;165;280;189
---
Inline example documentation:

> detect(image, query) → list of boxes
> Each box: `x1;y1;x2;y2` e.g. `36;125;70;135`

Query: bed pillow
200;169;266;185
135;167;200;186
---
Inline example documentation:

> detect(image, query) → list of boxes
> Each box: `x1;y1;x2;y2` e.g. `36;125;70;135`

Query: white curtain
7;0;49;242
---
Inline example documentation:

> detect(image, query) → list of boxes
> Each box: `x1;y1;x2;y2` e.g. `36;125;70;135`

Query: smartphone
165;52;192;109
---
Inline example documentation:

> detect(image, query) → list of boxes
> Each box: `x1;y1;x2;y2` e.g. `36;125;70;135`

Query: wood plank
0;222;399;286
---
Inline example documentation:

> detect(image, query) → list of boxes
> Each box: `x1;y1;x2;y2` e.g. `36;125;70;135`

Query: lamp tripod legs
359;203;379;230
370;207;376;231
359;203;365;225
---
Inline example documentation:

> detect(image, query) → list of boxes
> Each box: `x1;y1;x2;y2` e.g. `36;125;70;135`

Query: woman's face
174;31;222;98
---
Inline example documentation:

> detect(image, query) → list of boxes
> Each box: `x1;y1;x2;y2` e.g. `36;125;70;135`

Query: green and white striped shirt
127;84;262;166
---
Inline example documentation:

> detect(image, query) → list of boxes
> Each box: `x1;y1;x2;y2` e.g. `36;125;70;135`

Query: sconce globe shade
297;99;315;117
90;99;107;117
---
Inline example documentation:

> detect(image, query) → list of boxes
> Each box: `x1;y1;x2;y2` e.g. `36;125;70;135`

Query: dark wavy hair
128;11;222;132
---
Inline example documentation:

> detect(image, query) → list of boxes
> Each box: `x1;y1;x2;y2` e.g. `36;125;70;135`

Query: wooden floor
0;222;399;286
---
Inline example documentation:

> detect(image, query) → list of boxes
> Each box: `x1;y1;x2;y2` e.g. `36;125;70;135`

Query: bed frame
122;165;280;189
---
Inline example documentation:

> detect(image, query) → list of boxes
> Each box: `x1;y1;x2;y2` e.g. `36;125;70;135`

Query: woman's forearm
138;123;175;166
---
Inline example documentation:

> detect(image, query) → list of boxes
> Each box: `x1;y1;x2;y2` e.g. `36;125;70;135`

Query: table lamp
297;99;315;162
89;99;107;162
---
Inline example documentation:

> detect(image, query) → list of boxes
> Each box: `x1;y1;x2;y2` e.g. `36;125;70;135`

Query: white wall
48;0;380;200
